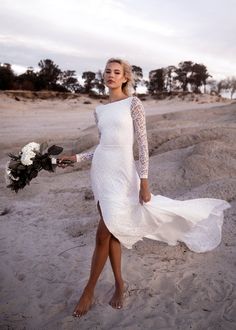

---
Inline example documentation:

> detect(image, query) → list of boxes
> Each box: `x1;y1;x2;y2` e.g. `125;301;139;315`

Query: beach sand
0;92;235;330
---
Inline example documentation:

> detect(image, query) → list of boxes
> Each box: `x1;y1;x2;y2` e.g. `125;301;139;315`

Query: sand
0;91;235;330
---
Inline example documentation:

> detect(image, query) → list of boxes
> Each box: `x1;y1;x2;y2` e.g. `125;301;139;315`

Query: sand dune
0;92;235;329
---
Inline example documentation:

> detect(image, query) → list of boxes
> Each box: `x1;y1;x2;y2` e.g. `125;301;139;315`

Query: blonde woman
58;58;230;318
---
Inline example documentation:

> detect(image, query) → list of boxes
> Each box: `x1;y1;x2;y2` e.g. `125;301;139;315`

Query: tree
217;80;226;95
191;63;211;93
16;67;38;90
164;65;177;92
223;77;236;99
207;79;224;95
132;65;143;91
59;70;81;92
174;61;211;93
207;79;218;94
174;61;194;92
148;68;165;95
93;70;105;95
0;63;15;90
37;59;62;90
82;71;96;94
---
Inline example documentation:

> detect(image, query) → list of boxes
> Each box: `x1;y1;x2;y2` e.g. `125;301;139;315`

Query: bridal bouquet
5;142;73;193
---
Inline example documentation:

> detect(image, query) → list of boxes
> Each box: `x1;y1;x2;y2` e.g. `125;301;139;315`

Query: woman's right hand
57;155;76;168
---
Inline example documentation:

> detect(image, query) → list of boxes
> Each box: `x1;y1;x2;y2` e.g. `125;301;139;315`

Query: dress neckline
102;96;133;106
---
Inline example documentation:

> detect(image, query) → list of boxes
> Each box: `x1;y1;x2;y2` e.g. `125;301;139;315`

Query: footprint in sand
223;299;236;322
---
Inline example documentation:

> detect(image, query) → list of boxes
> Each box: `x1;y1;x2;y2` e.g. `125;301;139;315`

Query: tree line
0;59;235;98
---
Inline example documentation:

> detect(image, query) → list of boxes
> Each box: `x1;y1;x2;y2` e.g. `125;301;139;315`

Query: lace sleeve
131;96;149;178
76;109;100;162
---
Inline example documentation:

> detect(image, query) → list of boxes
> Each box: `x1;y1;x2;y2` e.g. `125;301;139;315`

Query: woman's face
103;62;127;90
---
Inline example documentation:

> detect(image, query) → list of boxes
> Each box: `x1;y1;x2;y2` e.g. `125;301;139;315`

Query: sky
0;0;235;81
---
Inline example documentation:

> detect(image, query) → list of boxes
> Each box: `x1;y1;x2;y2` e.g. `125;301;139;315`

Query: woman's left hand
139;186;151;204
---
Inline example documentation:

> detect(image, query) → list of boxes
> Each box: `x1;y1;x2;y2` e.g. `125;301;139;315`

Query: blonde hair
104;57;135;96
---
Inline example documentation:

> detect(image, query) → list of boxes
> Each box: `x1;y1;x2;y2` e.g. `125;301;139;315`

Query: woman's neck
108;90;127;103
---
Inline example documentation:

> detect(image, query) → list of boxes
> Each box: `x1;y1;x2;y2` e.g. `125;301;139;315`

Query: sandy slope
0;93;235;330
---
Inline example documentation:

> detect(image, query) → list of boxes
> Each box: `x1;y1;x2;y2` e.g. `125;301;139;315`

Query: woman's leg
108;235;124;309
73;202;111;317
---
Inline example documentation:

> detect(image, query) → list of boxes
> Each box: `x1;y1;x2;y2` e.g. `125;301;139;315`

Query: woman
58;58;231;318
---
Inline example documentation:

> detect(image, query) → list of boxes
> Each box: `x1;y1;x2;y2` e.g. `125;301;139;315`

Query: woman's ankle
83;284;95;295
115;278;124;289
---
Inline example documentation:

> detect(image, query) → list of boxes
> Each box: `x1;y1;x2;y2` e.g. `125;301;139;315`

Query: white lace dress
76;96;231;252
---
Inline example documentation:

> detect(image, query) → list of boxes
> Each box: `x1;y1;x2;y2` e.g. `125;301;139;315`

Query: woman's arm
130;96;151;203
130;96;149;179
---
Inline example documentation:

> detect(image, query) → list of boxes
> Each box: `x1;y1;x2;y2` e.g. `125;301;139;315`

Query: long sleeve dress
76;96;231;253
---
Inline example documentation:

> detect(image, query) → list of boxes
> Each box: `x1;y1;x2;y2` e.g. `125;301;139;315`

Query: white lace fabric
76;96;149;178
130;96;149;178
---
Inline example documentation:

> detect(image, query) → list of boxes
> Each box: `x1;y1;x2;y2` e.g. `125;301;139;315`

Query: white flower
20;142;40;165
21;142;40;154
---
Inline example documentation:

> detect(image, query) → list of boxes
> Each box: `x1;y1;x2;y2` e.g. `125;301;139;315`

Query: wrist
71;155;76;162
140;178;149;188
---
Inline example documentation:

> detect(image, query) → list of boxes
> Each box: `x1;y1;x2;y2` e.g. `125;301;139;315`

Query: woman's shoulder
95;95;136;110
130;95;144;108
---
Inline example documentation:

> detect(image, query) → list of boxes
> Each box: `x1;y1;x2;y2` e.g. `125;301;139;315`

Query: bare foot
109;282;124;309
72;288;94;318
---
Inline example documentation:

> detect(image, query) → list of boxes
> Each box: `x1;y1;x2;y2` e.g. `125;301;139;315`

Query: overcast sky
0;0;235;80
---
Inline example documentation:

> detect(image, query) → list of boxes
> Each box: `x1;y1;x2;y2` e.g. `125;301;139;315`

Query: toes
73;308;88;318
116;301;122;309
73;307;84;317
109;299;122;309
73;312;80;318
73;310;81;317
